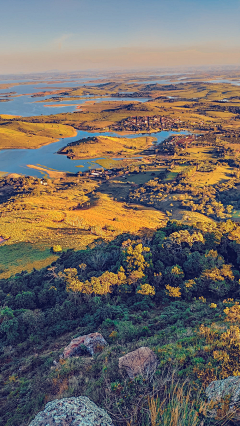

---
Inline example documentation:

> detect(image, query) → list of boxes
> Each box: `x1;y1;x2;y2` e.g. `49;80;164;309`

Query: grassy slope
35;80;240;104
0;179;166;279
0;121;76;149
59;135;156;159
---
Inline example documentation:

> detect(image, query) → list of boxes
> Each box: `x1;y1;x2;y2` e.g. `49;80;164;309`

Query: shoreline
0;127;78;151
26;164;71;178
58;135;157;160
43;104;80;108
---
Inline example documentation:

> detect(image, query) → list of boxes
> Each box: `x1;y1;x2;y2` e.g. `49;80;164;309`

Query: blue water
129;78;240;86
0;77;151;117
0;130;190;177
0;75;190;177
0;94;150;117
0;72;196;118
0;72;207;118
205;79;240;86
127;79;176;85
0;76;102;93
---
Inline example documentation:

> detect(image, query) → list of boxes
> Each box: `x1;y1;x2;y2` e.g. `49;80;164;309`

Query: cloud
52;33;74;50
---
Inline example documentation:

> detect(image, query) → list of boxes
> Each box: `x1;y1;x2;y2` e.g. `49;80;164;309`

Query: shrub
52;245;63;253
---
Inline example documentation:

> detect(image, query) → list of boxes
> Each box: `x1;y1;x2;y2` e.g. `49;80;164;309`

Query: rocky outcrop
119;346;157;379
206;376;240;424
63;333;108;358
29;396;114;426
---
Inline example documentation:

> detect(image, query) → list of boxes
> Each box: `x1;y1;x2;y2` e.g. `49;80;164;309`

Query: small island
57;135;157;159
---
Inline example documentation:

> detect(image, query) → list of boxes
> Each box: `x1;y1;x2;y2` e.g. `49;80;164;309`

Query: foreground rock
119;346;157;379
206;376;240;424
29;396;114;426
63;332;108;358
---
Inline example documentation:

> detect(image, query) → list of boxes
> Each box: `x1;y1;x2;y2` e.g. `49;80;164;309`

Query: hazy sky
1;0;240;73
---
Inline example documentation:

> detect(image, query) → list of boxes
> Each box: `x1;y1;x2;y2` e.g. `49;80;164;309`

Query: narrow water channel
0;130;190;177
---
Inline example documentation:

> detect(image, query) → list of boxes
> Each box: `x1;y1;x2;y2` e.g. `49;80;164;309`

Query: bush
52;245;63;253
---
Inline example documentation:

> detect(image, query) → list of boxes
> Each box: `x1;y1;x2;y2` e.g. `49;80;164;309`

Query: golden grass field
0;179;166;279
0;114;21;119
173;210;216;224
59;135;156;159
189;165;234;186
180;146;213;160
92;157;143;169
34;79;240;105
0;120;76;149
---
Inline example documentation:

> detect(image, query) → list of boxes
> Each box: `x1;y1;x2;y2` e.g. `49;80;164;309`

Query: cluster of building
112;115;184;132
88;169;113;179
84;168;131;179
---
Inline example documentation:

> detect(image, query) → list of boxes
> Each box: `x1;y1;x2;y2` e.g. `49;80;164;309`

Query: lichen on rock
29;396;114;426
206;376;240;424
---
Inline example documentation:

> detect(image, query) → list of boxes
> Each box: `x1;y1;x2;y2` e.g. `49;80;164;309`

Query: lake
0;129;190;177
0;78;151;117
0;72;197;118
3;74;238;119
0;75;190;177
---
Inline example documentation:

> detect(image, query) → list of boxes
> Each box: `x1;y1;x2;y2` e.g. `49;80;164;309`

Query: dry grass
0;244;58;279
93;157;142;169
183;146;213;160
76;192;166;232
146;380;206;426
26;164;72;179
59;135;156;159
0;114;21;119
189;165;234;186
172;210;215;224
0;182;166;278
205;111;236;119
0;121;76;149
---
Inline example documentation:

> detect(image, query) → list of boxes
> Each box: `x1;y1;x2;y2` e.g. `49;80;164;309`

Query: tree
125;243;150;274
62;268;126;296
0;309;19;343
137;284;155;296
165;284;181;298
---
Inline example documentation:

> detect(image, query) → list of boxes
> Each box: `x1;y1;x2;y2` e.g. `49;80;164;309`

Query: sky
1;0;240;73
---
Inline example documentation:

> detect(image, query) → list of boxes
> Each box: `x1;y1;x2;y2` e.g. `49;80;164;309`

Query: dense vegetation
2;220;240;425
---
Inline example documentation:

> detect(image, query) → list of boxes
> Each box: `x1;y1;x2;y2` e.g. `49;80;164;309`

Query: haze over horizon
1;0;240;74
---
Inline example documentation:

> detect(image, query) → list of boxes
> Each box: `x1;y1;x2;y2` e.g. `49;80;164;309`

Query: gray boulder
206;376;240;424
29;396;114;426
